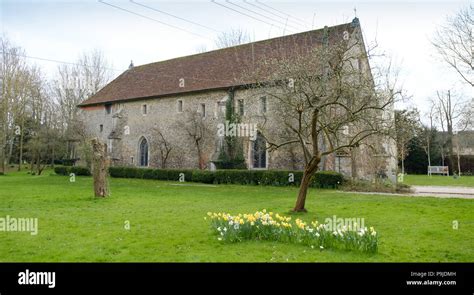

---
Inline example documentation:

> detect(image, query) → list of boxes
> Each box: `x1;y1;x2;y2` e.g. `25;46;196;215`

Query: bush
192;170;215;184
109;167;126;178
54;166;91;176
54;166;69;175
70;166;91;176
313;171;345;188
107;166;344;189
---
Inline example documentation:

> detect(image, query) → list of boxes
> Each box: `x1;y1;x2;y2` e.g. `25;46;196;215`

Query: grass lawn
0;170;473;262
403;174;474;187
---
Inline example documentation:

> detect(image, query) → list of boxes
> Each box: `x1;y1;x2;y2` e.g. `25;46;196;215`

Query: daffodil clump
206;210;378;253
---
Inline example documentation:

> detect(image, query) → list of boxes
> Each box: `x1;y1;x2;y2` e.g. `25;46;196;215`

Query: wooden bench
428;166;449;176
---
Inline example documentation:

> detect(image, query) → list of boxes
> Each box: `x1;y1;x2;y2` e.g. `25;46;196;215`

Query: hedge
55;166;344;188
54;166;91;176
108;166;344;188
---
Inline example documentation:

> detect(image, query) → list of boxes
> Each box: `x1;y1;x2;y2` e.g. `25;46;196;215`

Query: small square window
177;100;183;113
238;99;244;116
200;103;206;117
259;96;267;114
142;104;147;115
105;104;112;114
99;124;103;132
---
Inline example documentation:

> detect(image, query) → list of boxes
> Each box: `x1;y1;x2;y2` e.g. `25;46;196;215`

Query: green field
403;174;474;187
0;171;473;262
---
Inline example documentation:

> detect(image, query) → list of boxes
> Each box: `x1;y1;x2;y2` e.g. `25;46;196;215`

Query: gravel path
411;186;474;199
340;186;474;199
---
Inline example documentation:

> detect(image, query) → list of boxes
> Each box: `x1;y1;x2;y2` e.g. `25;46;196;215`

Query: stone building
78;18;397;180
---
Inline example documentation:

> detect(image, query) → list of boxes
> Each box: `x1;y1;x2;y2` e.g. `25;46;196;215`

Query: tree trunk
91;138;110;198
293;156;320;212
401;145;405;175
18;122;24;171
350;148;357;180
36;153;41;175
196;139;205;170
6;138;13;166
447;127;457;175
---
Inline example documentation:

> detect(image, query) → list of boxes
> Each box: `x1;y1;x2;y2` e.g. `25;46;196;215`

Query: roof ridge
132;22;353;70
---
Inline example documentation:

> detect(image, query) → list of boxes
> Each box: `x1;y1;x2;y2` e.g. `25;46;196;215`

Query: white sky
1;0;472;120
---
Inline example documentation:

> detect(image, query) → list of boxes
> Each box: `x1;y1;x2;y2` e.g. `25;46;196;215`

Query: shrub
107;166;344;189
313;171;345;188
142;168;155;179
152;169;168;180
109;167;126;178
54;166;69;175
69;166;91;176
207;210;378;253
54;166;91;176
191;170;215;184
166;169;193;182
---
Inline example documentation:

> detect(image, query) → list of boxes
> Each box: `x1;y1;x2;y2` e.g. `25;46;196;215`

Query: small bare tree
395;109;421;174
418;105;437;170
215;28;251;48
183;108;210;170
432;5;473;87
246;28;399;212
432;90;469;175
151;126;172;168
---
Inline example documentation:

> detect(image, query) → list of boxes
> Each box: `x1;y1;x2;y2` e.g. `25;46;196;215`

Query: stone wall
80;85;396;181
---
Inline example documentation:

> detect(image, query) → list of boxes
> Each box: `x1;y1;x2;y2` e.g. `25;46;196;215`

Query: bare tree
418;105;437;171
183;108;210;170
0;37;29;173
432;5;473;87
53;50;111;131
433;90;470;175
215;28;251;49
246;29;399;212
151;126;173;168
395;109;421;175
52;49;111;163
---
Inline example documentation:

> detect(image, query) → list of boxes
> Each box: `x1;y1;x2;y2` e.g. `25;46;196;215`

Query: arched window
252;133;267;169
139;137;149;167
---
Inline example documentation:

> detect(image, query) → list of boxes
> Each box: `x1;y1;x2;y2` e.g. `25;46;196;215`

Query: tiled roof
79;20;358;107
